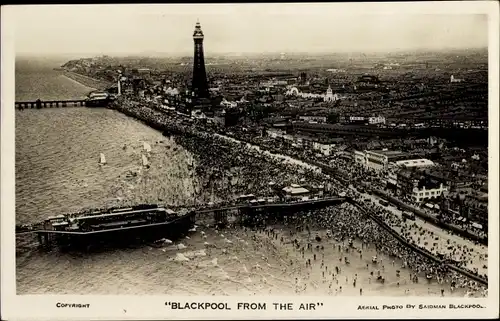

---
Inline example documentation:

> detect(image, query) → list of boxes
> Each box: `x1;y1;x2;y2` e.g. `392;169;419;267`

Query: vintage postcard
1;2;498;320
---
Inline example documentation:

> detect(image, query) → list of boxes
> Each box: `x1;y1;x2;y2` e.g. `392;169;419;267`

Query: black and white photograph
1;2;498;320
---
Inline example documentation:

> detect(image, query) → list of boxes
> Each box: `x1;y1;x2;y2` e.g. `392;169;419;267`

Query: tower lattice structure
191;21;210;99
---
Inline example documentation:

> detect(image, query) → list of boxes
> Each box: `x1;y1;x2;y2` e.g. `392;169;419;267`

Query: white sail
99;153;106;165
142;154;149;167
143;142;152;153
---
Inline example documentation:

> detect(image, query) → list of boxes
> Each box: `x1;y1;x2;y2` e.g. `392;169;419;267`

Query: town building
386;159;434;190
311;141;335;156
298;115;328;123
282;184;310;200
220;98;238;108
353;150;367;165
368;116;386;125
394;158;435;169
396;169;449;203
165;87;180;96
359;149;410;171
298;72;307;85
323;86;339;102
285;85;341;102
266;128;289;140
346;116;367;125
450;75;464;83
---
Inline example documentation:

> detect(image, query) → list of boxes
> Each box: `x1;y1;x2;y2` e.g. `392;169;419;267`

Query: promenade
355;189;488;278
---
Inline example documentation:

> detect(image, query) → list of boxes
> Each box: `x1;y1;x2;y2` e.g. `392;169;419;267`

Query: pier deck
22;197;346;242
15;99;87;109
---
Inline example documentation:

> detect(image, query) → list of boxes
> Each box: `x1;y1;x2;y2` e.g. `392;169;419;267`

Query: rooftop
396;159;435;167
283;185;310;195
368;149;406;156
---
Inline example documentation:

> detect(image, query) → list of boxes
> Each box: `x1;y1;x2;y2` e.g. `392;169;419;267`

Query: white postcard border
2;2;499;320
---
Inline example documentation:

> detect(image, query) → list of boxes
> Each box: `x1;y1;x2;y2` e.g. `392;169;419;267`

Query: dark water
15;108;200;225
15;57;94;101
15;59;465;296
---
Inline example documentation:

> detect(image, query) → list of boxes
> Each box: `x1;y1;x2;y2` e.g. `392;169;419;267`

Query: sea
15;57;467;296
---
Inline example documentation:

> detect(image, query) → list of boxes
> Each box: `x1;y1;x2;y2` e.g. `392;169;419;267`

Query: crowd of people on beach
234;203;486;297
110;98;488;296
224;124;489;283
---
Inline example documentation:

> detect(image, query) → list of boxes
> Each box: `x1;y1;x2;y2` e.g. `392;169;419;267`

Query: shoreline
60;70;112;91
61;74;97;92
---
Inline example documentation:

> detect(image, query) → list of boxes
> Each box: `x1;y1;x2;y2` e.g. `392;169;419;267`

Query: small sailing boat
99;153;107;165
142;154;150;168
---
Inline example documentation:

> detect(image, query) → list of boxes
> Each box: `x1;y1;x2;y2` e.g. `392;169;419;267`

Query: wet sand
145;220;470;297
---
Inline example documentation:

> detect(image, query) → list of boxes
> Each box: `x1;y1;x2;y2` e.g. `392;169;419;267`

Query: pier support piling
15;99;87;110
214;210;228;227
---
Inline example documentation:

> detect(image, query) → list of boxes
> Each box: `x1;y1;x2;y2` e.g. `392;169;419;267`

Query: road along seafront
108;96;487;297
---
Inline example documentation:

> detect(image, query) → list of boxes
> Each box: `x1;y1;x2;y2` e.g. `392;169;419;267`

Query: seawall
350;199;487;286
110;98;210;140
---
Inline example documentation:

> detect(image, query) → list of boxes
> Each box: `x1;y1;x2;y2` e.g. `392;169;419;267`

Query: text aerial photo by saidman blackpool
1;3;499;319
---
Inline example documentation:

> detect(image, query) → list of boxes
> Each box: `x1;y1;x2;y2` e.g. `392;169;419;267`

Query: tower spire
193;19;204;39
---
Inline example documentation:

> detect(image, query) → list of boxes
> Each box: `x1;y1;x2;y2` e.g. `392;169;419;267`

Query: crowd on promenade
110;97;488;293
113;98;328;202
176;134;329;199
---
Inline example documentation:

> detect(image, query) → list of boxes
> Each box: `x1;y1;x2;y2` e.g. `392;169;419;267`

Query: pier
196;196;347;226
19;197;347;248
15;99;87;109
18;195;488;285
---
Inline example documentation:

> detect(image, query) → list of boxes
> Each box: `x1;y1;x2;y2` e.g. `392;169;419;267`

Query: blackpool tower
191;20;210;99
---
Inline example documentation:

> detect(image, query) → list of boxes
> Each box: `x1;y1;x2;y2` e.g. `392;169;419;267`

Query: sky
9;4;489;57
